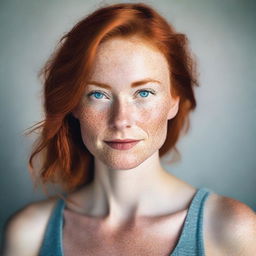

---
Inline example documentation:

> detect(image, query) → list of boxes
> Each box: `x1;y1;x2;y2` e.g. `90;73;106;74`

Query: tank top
39;187;212;256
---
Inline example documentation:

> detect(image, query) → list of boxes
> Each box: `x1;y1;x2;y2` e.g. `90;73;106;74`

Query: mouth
104;140;141;150
105;139;140;143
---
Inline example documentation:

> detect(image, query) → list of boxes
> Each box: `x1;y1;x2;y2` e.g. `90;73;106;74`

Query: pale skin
3;36;256;256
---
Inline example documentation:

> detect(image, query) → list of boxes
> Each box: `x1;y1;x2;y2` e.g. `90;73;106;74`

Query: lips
105;139;140;143
104;140;141;150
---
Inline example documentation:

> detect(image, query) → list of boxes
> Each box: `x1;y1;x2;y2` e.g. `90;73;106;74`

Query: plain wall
0;0;255;248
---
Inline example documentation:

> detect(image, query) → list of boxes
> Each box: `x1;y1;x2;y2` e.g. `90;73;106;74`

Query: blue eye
87;89;155;100
88;91;106;99
138;90;150;97
93;92;104;99
137;90;155;98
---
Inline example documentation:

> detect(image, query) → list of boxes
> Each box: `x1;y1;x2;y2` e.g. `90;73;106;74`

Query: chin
99;154;146;171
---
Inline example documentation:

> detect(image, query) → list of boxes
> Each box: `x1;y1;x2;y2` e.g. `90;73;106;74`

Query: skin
72;36;182;227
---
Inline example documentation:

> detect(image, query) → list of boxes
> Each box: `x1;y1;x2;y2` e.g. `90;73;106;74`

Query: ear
71;105;80;120
167;96;180;120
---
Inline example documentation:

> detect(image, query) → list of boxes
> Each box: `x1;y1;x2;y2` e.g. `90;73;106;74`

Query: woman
3;2;256;256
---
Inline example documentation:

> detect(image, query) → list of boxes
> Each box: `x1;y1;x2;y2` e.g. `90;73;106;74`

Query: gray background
0;0;255;248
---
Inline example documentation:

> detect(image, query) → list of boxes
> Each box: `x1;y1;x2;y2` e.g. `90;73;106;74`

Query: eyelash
87;89;156;100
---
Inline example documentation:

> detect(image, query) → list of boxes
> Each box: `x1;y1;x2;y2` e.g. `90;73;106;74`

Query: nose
109;97;136;130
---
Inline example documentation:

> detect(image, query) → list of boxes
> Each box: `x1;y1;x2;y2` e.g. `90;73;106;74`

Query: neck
88;151;175;225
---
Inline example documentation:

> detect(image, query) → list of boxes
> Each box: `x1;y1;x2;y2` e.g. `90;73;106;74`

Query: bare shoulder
204;192;256;255
2;197;58;256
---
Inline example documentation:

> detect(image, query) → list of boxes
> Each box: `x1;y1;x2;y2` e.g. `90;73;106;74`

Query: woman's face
73;36;179;170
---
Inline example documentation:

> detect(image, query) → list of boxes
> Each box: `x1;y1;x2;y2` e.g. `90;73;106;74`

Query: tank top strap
39;198;65;256
171;187;212;256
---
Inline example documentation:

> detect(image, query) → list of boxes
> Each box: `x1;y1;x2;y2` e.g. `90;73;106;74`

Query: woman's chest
63;229;175;256
62;209;188;256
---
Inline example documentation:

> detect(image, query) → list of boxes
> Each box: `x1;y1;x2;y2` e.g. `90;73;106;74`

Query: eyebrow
85;78;161;89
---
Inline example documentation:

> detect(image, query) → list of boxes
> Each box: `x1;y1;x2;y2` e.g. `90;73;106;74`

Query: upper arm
2;199;56;256
2;205;40;256
208;195;256;255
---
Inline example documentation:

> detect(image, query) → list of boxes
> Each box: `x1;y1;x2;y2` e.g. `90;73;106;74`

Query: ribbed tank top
39;187;212;256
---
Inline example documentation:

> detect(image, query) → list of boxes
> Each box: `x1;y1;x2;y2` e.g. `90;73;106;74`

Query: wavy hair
25;2;198;195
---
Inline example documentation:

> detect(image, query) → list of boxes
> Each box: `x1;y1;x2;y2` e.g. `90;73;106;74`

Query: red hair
25;2;198;194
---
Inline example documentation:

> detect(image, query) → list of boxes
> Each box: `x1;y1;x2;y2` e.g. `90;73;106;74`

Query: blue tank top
39;187;212;256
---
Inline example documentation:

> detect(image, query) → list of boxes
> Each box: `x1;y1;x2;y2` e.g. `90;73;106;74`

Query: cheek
140;99;170;136
78;104;106;142
77;97;170;140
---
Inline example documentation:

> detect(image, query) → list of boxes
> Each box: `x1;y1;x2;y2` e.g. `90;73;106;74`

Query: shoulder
2;197;58;256
204;192;256;255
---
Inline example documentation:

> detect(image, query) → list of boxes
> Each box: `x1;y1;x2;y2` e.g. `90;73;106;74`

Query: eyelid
136;88;156;95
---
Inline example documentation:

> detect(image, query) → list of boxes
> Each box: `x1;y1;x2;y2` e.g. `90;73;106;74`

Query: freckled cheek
140;103;169;134
78;107;106;140
78;100;169;140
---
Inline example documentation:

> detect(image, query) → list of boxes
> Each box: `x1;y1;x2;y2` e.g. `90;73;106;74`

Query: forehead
87;37;170;87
